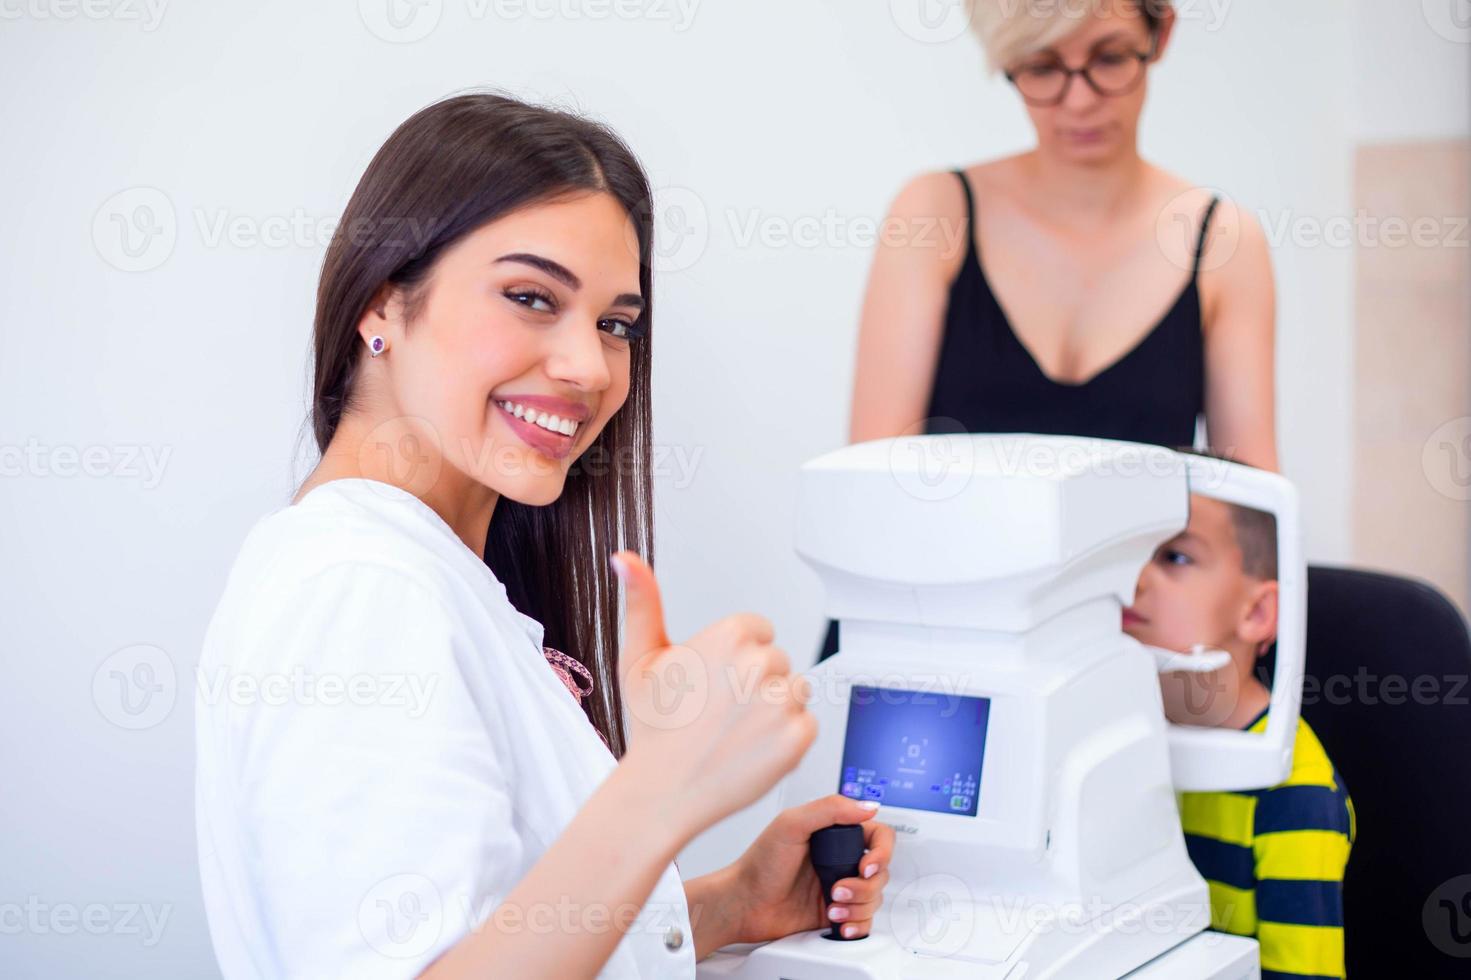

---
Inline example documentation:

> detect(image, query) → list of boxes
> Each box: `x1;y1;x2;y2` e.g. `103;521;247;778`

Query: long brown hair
309;92;655;756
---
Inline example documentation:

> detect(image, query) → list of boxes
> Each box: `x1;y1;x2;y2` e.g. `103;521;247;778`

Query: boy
1123;489;1355;980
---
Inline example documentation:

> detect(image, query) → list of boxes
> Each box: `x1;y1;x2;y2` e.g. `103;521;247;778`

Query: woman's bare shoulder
1146;167;1264;239
877;168;975;281
960;154;1032;203
1135;169;1274;330
888;168;965;218
892;153;1028;211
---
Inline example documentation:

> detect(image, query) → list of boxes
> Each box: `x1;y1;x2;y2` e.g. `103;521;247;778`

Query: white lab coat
194;478;695;979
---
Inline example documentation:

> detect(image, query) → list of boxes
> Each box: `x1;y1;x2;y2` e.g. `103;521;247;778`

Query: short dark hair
1226;504;1278;581
1178;448;1279;581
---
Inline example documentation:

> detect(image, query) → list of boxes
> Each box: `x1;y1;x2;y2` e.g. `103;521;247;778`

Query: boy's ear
1238;579;1279;657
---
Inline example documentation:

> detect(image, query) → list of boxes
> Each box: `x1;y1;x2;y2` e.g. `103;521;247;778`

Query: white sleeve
227;560;521;980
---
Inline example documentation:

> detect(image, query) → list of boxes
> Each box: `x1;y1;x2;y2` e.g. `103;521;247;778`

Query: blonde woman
850;0;1277;468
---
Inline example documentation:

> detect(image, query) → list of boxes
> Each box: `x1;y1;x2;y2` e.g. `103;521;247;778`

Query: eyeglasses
1005;35;1158;108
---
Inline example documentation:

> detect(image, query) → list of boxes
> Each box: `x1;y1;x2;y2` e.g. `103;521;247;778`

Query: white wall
1353;0;1471;143
0;1;1459;976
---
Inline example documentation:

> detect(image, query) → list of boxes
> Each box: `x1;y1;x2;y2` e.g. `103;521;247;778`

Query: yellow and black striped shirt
1178;710;1355;980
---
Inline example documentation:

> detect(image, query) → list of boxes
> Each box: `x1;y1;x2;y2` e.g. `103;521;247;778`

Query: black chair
820;565;1471;975
1259;565;1471;977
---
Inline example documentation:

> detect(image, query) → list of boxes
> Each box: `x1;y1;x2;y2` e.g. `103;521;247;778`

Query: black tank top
924;169;1218;449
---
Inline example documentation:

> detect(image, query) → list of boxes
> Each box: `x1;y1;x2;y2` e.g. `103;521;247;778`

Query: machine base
696;930;1259;980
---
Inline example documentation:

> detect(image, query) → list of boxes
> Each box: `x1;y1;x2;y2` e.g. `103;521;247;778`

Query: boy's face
1123;496;1255;653
1123;495;1279;725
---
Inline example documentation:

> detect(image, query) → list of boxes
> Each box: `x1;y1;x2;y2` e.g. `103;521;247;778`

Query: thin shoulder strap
1192;196;1222;277
953;168;978;263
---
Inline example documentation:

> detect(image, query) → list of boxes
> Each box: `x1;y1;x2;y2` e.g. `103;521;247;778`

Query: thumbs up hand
611;551;817;836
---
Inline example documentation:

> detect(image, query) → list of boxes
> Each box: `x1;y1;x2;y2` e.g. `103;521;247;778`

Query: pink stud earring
369;336;386;357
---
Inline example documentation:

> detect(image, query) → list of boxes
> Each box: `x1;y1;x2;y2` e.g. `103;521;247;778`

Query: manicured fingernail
842;924;858;938
857;801;880;810
609;554;628;579
828;906;849;921
863;863;878;879
831;886;853;902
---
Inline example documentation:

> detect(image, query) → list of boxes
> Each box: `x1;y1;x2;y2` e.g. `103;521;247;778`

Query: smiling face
1006;5;1169;165
360;189;645;507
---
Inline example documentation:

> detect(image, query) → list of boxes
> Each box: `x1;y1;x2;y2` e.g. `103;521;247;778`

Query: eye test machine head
699;434;1305;980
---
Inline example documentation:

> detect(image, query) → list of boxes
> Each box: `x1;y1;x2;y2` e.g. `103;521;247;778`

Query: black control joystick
809;823;867;941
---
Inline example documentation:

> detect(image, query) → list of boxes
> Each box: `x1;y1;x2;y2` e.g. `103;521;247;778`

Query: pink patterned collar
541;646;594;704
541;647;612;752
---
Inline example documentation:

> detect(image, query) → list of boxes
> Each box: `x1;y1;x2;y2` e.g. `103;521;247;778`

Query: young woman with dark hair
195;92;893;979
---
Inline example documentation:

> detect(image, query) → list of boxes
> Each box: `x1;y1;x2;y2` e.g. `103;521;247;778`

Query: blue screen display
838;686;991;817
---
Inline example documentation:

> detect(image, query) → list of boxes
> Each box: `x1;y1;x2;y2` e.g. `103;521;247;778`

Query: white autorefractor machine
698;434;1305;980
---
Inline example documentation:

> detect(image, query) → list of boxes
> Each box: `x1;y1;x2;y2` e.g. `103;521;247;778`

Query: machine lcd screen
837;686;991;817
